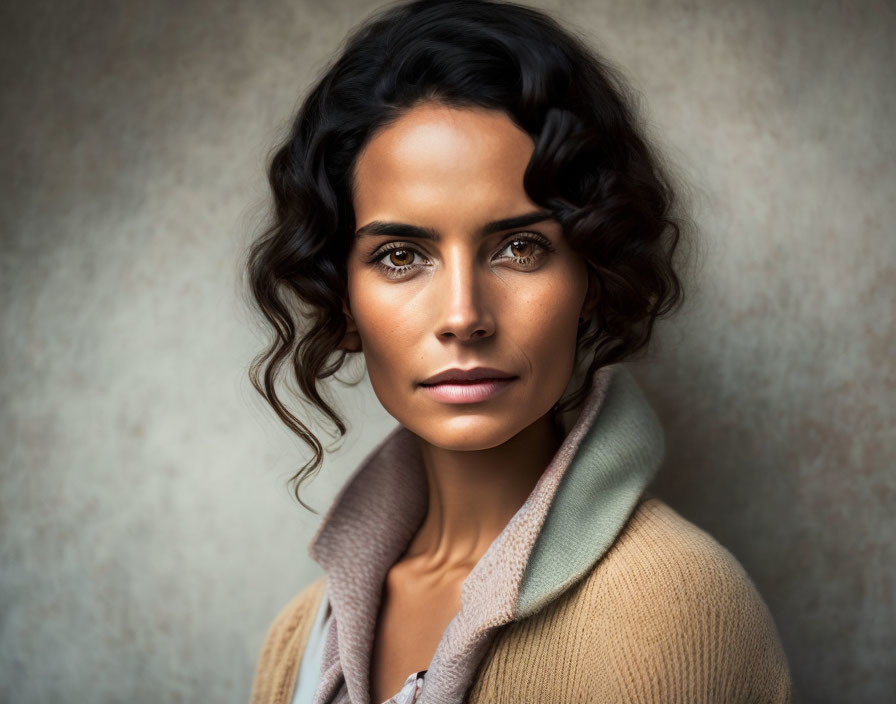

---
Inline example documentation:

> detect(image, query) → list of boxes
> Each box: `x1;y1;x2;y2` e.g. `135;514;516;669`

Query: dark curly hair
244;0;688;511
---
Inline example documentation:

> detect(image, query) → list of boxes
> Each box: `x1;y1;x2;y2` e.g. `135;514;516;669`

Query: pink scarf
307;362;663;703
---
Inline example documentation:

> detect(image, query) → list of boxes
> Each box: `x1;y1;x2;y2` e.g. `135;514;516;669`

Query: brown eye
369;243;429;279
493;233;553;270
509;239;535;258
388;248;414;266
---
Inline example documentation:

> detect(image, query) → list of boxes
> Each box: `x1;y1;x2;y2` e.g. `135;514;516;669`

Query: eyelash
367;232;556;280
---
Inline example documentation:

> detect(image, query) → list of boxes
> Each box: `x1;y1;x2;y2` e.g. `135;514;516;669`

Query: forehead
352;103;537;221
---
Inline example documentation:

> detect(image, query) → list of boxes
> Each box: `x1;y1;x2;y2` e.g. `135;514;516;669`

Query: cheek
509;269;586;358
347;272;420;368
520;304;579;374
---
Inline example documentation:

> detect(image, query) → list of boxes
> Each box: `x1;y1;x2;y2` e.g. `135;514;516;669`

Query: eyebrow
353;210;556;241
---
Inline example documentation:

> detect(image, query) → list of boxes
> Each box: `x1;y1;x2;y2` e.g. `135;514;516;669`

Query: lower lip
419;378;517;404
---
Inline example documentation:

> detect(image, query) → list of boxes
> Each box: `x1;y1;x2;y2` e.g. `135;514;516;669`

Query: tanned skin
339;102;596;703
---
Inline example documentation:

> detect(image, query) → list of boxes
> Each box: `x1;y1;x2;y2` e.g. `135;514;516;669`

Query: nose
434;250;495;343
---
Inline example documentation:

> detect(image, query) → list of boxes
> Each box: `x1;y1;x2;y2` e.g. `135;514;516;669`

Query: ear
579;266;600;321
338;296;363;352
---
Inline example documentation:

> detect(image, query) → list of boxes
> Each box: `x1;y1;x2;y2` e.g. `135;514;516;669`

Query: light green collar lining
516;365;666;618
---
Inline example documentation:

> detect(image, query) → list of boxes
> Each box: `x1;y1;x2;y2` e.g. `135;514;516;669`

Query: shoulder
583;495;794;702
249;576;327;704
600;494;765;594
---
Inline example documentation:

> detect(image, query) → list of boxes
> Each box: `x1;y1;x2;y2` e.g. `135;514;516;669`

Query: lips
419;366;517;386
418;366;519;404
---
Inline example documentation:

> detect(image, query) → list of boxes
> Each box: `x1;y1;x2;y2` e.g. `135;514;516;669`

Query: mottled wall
1;0;892;702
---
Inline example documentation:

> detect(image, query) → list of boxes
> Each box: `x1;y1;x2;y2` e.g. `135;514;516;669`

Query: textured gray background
1;0;893;702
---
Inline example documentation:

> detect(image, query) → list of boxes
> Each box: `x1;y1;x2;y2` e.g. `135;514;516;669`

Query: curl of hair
245;0;688;510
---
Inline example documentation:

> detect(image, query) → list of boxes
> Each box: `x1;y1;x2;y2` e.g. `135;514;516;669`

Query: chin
406;412;532;452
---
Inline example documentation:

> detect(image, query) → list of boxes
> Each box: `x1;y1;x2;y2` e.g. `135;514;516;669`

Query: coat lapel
308;363;665;704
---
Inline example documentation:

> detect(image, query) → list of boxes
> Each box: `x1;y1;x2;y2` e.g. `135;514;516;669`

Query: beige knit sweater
251;495;792;703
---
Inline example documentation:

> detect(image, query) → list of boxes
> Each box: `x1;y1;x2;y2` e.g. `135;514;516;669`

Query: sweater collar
308;362;665;704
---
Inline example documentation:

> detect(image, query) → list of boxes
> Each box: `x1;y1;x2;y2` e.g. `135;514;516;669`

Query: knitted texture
249;497;793;703
249;363;793;703
467;496;793;703
299;364;668;704
251;579;327;704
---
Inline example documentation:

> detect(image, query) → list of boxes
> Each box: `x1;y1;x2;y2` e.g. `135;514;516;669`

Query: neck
400;411;563;575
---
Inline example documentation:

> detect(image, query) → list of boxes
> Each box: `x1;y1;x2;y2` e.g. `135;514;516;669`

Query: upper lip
420;366;518;386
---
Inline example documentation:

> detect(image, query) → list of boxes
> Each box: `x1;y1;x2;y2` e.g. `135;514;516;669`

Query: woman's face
344;102;592;451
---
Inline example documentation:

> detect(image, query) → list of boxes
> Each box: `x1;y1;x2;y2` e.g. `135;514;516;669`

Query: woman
246;1;793;702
